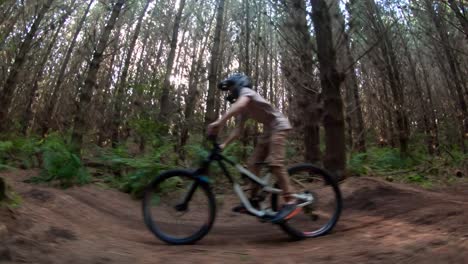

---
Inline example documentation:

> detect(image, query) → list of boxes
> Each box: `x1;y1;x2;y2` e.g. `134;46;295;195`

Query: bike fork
175;181;199;211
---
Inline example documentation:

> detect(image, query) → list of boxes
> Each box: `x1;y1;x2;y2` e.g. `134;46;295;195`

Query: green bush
348;152;369;175
99;143;177;198
406;173;426;183
12;137;41;168
0;138;41;169
28;134;90;188
128;117;168;148
443;148;468;167
0;141;14;170
348;147;421;176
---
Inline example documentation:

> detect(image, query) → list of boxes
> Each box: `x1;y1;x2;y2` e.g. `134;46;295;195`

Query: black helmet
218;73;252;103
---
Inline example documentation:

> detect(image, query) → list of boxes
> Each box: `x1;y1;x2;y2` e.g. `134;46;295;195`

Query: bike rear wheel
142;169;216;245
272;164;342;239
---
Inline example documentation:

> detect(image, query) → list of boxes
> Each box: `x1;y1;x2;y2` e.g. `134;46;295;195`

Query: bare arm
221;118;245;148
218;96;250;126
207;95;251;136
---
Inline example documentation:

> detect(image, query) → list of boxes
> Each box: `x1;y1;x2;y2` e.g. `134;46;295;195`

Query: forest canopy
0;0;467;182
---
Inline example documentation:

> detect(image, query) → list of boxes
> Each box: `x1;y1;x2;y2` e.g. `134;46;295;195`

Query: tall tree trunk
158;0;187;126
368;0;409;156
282;0;321;164
97;34;120;147
173;19;191;79
111;0;152;146
0;3;20;49
311;0;346;179
281;0;321;163
23;9;72;134
420;62;439;153
71;0;125;150
181;11;216;150
204;0;226;129
401;34;435;155
339;1;366;152
43;0;95;135
135;22;151;83
381;77;397;147
352;61;366;152
244;0;251;76
0;1;14;25
447;0;468;39
427;0;467;152
0;0;54;132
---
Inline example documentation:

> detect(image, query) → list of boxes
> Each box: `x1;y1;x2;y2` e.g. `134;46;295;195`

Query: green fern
0;141;14;165
0;138;41;168
28;133;90;188
348;147;419;176
348;152;369;175
99;143;177;198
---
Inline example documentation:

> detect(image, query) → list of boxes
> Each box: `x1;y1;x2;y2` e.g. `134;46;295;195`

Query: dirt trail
1;170;468;264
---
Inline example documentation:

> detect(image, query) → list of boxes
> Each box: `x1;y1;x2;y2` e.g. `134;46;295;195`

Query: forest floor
1;170;468;264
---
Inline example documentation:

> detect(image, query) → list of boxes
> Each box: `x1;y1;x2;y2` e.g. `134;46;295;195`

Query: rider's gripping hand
207;120;223;136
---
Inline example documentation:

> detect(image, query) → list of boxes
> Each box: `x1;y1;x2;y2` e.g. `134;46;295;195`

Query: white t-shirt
237;88;292;132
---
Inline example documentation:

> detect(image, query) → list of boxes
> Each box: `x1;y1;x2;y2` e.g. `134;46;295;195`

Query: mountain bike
142;136;342;245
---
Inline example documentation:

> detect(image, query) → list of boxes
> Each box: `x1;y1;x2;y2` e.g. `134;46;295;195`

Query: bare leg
271;166;295;203
246;138;269;198
247;163;262;197
269;130;295;203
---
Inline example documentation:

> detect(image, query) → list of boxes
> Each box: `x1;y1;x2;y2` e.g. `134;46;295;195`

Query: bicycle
142;136;342;245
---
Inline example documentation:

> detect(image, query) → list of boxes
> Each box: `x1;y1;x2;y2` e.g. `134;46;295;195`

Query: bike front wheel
142;169;216;245
272;164;342;239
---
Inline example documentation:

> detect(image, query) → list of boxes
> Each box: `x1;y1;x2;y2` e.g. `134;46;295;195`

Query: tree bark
158;0;187;126
180;10;216;150
43;0;95;135
400;32;436;155
281;0;322;164
23;9;72;135
427;0;467;152
420;62;439;154
311;0;346;178
204;0;226;128
0;3;20;49
71;0;125;150
111;0;152;146
338;1;366;152
244;0;251;76
0;0;54;132
367;0;409;156
447;0;468;39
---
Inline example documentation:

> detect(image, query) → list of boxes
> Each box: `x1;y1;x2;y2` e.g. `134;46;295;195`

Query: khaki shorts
248;130;289;167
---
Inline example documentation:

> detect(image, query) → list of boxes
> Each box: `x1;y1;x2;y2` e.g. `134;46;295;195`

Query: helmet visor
217;80;235;91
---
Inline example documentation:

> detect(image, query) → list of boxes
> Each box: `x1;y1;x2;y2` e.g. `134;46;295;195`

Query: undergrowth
348;145;467;187
1;131;465;195
97;142;177;198
1;134;90;188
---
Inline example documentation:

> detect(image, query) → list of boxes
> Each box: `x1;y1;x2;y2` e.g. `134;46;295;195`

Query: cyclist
207;73;300;223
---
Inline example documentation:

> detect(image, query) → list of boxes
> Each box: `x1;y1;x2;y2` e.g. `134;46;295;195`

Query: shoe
270;202;302;224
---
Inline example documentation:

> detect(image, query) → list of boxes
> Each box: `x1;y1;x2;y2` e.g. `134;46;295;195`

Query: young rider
206;73;301;223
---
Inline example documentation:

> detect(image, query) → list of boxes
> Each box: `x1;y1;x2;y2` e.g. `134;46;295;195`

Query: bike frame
187;142;313;218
